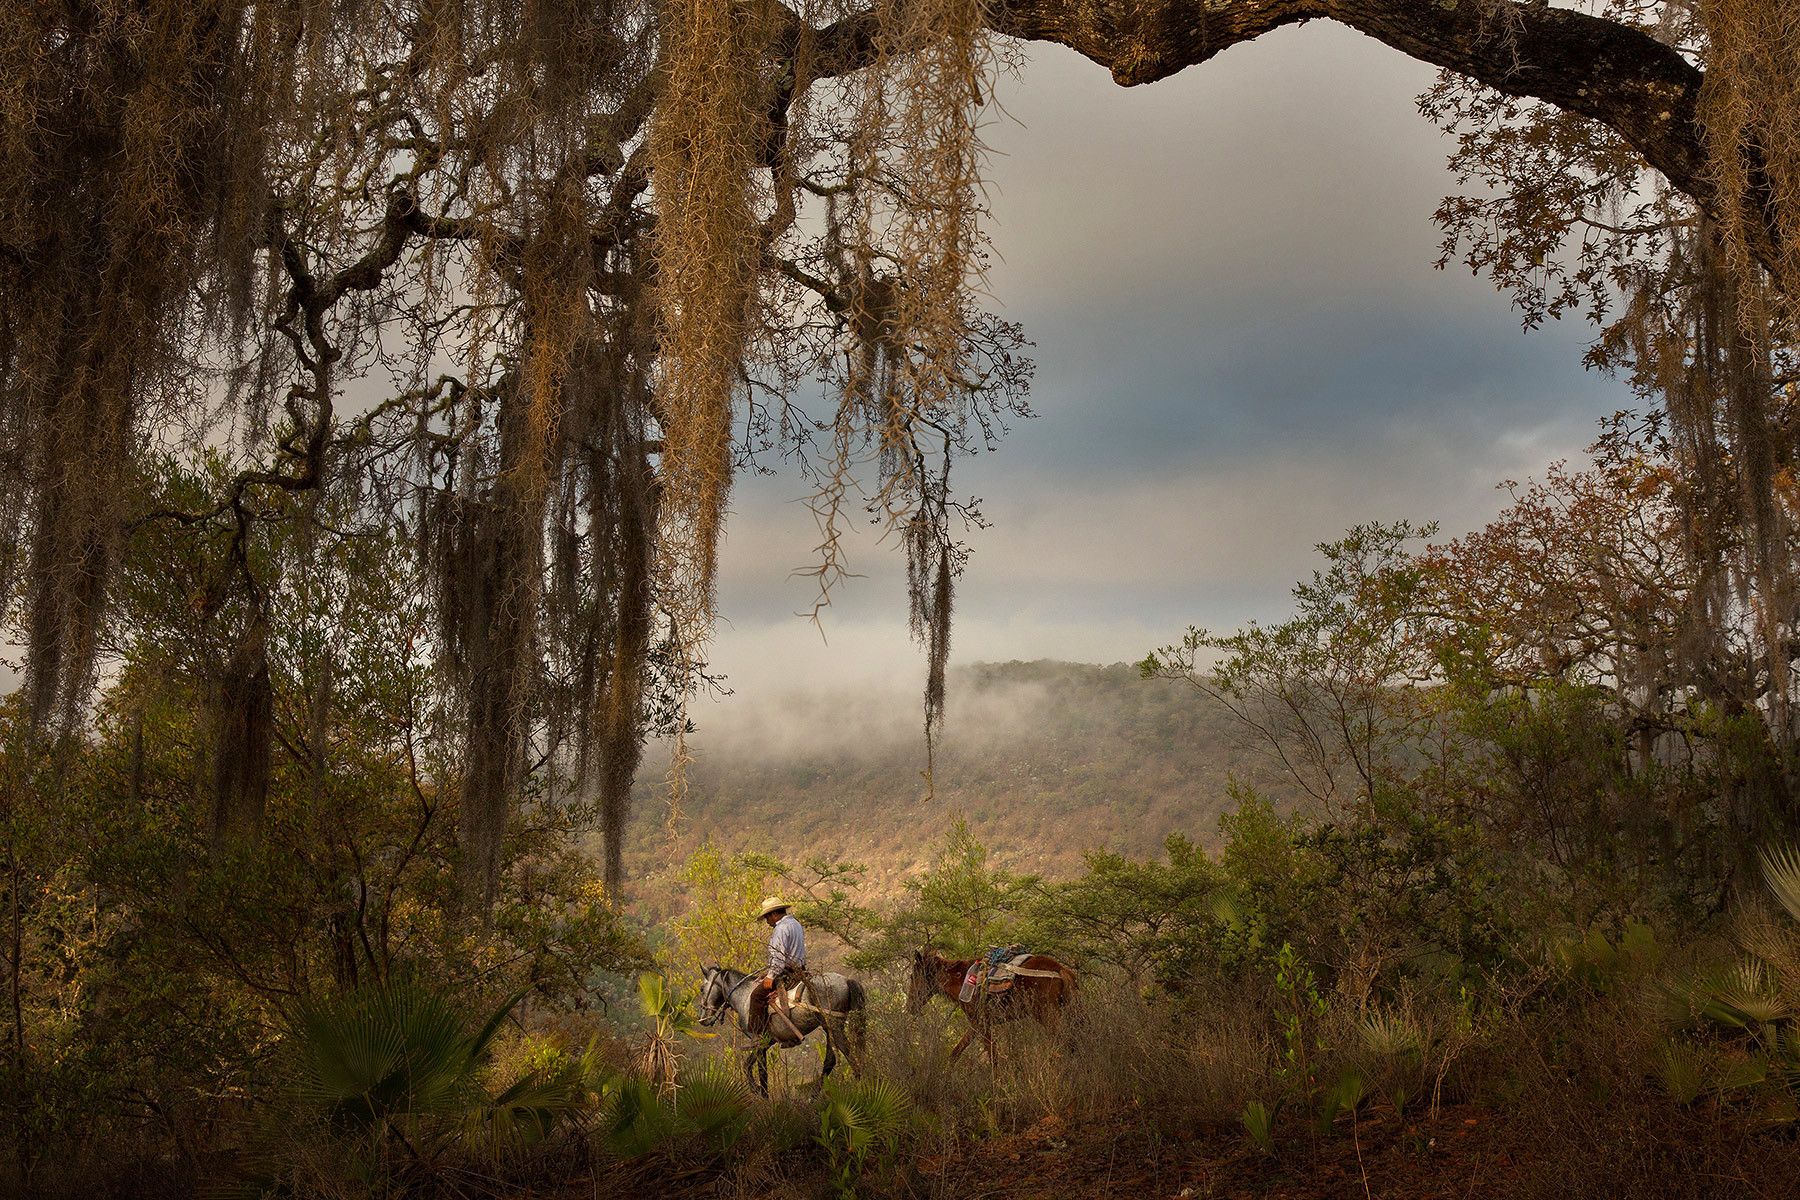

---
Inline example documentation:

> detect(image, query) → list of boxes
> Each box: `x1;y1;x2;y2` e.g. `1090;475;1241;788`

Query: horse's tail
846;978;868;1057
1057;962;1078;1004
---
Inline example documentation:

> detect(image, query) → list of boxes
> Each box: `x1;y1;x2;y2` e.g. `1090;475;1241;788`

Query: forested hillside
629;661;1295;886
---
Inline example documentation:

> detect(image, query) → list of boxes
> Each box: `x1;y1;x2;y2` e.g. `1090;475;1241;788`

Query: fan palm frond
1655;1039;1706;1105
1358;1008;1424;1063
1760;845;1800;925
673;1059;753;1151
288;980;529;1135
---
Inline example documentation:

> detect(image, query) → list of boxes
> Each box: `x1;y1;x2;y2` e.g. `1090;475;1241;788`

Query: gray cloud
705;28;1637;706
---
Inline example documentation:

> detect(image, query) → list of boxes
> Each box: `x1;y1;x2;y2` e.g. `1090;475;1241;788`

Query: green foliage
1659;845;1800;1126
1238;1099;1276;1155
0;454;650;1189
1442;674;1718;924
1763;845;1800;923
216;981;603;1194
852;817;1039;968
1188;785;1510;992
672;842;777;980
1027;833;1221;984
636;972;707;1087
480;1036;607;1153
1271;942;1327;1088
1358;1008;1425;1117
1550;921;1663;994
596;1058;754;1160
816;1076;916;1199
1315;1068;1368;1133
1656;1040;1707;1105
287;980;525;1136
1143;521;1441;811
596;1075;676;1159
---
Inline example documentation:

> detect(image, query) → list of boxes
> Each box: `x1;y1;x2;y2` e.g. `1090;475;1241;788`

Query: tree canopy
1;0;1797;906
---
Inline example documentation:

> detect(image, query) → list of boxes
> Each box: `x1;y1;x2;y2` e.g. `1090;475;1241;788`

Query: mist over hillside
626;660;1298;889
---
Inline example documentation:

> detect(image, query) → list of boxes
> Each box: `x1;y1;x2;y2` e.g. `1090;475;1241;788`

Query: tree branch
796;0;1782;280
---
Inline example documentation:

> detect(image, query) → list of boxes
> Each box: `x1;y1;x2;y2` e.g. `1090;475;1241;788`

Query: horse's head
905;948;934;1015
696;966;726;1026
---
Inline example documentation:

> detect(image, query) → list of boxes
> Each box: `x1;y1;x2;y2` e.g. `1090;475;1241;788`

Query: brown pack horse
906;947;1077;1065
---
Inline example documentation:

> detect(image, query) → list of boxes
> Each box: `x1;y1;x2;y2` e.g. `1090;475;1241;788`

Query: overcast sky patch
705;30;1635;705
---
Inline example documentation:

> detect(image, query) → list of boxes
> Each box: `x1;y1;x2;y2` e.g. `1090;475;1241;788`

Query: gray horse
696;965;867;1096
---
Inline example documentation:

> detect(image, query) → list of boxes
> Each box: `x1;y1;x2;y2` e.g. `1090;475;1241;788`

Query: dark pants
748;969;801;1034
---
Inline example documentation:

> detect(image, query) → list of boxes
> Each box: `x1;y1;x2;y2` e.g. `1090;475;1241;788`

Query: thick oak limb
797;1;1769;272
992;0;1700;173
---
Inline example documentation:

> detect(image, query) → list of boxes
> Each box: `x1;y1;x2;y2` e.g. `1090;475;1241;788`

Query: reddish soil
578;1104;1516;1200
578;1097;1800;1200
918;1105;1510;1200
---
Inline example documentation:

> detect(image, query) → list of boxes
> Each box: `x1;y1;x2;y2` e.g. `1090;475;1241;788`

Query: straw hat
755;896;791;920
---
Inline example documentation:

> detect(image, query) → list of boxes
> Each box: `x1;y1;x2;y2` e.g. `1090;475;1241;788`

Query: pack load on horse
908;946;1076;1066
956;943;1060;1002
695;898;867;1096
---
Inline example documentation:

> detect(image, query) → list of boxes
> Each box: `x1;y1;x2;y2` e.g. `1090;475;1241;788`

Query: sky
700;25;1636;709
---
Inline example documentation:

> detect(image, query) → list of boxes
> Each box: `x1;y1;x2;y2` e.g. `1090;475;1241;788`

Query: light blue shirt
766;914;805;978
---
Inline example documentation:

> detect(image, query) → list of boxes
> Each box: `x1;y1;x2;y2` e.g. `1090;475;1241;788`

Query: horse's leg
819;1030;837;1087
834;1014;864;1076
745;1038;771;1098
743;1044;762;1095
949;1021;975;1063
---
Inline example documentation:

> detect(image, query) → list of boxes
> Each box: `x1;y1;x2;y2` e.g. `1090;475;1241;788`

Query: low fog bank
628;660;1295;886
673;661;1069;766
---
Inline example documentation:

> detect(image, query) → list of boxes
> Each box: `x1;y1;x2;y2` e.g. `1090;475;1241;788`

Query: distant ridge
627;659;1298;889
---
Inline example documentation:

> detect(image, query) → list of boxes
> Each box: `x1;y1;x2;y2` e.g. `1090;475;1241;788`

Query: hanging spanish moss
0;1;298;739
433;426;545;914
807;0;994;787
543;310;661;895
0;0;1027;914
906;488;956;793
1699;0;1800;318
210;613;273;847
647;0;772;643
644;0;782;833
1693;1;1800;710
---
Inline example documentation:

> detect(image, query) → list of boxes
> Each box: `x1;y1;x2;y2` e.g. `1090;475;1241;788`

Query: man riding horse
748;896;805;1037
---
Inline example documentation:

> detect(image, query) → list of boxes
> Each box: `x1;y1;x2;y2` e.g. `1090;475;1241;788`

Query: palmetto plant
289;979;525;1136
1239;1098;1277;1155
478;1037;607;1154
594;1058;753;1160
1658;847;1800;1122
285;979;597;1160
816;1076;916;1200
1358;1007;1425;1117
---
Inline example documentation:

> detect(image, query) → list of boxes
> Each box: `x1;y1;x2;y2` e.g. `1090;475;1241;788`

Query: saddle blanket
960;950;1056;1001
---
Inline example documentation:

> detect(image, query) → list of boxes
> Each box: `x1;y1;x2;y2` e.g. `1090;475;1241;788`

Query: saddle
959;946;1041;1001
752;970;811;1040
